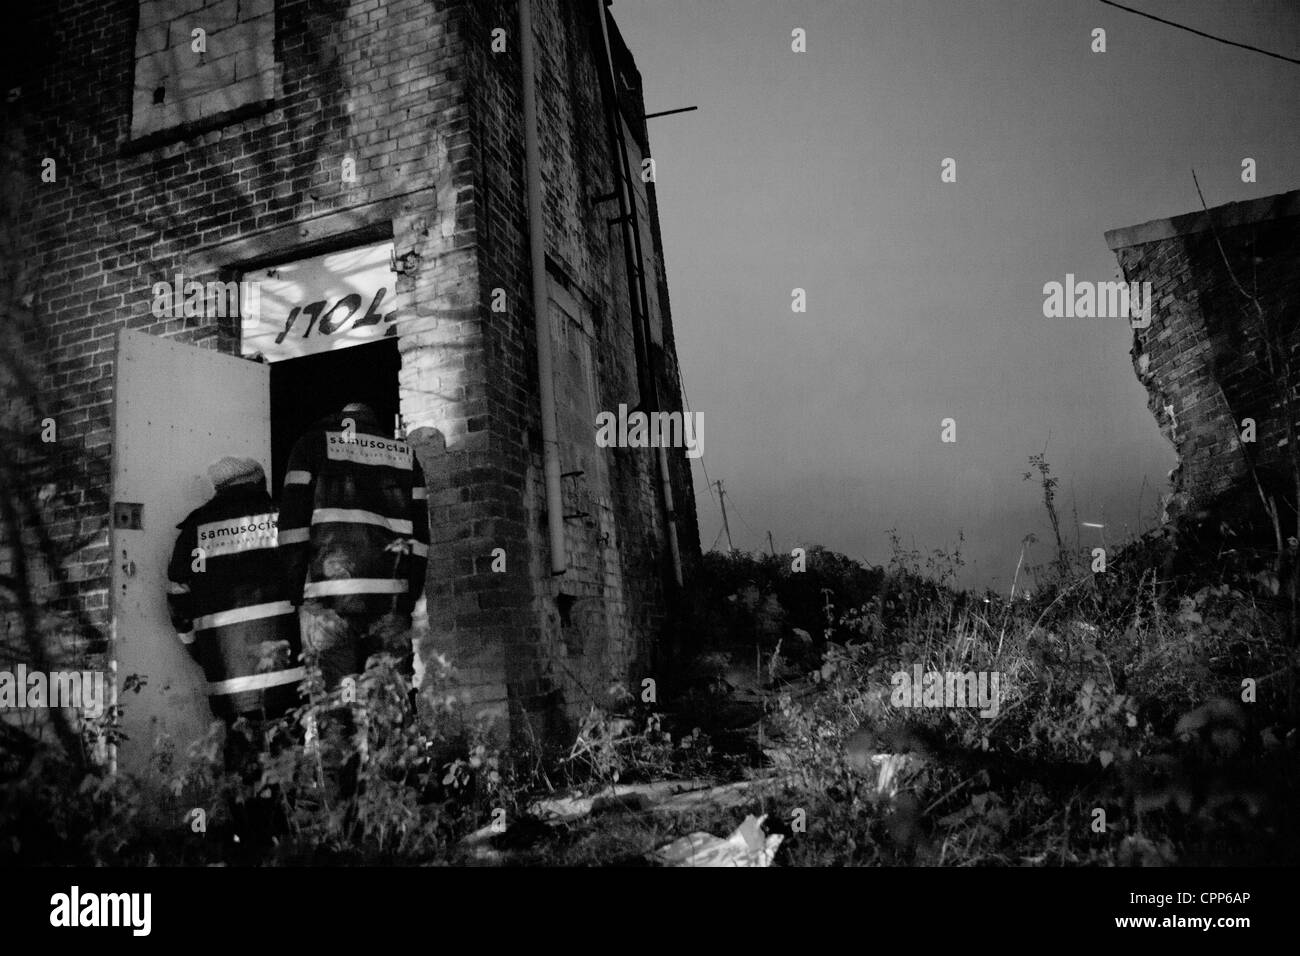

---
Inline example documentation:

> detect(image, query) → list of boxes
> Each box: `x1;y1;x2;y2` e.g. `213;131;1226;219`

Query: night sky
614;0;1300;588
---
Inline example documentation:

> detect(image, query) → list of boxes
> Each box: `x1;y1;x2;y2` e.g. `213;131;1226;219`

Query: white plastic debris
650;813;783;867
872;752;920;798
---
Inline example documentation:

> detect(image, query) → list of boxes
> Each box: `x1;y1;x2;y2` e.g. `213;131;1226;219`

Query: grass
3;490;1299;866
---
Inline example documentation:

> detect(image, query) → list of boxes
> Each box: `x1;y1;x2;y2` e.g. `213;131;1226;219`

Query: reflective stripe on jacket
279;409;429;614
166;480;303;719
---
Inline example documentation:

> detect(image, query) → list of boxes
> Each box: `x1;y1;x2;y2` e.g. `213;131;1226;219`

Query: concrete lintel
183;186;440;274
1105;189;1300;252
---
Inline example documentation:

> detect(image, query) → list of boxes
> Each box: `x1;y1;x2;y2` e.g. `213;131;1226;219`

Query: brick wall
12;0;471;642
459;0;699;741
1107;190;1300;522
9;0;699;746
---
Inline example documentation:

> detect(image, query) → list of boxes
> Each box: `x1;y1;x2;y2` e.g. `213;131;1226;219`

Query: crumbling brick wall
1107;190;1300;523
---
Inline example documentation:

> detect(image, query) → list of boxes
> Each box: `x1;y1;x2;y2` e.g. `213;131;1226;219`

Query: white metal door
110;329;271;776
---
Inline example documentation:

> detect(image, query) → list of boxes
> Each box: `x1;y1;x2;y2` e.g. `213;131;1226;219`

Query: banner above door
242;241;401;362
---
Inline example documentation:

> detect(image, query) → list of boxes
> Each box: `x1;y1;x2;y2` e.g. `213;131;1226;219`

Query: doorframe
183;189;428;276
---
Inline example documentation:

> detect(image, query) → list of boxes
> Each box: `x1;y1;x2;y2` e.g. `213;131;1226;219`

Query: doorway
267;337;402;498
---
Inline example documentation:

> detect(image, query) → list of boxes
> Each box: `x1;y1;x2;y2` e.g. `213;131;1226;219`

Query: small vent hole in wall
153;86;165;104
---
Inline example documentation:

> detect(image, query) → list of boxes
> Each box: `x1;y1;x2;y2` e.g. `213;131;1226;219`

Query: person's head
340;402;377;419
207;456;265;494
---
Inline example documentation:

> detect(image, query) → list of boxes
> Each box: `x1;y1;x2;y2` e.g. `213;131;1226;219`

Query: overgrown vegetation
767;527;1297;866
3;455;1299;865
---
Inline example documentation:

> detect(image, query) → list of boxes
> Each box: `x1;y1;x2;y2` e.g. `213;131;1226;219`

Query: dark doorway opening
268;337;402;498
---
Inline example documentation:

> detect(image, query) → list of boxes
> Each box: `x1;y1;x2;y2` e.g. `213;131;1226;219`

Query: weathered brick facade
1106;190;1300;522
5;0;700;746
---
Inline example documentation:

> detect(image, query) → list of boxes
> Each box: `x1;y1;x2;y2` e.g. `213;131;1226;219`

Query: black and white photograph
1;0;1297;936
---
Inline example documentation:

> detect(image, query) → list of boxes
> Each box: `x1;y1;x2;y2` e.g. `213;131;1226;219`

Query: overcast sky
613;0;1300;589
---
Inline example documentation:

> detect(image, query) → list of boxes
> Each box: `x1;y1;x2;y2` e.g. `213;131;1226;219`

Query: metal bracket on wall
390;249;421;275
642;105;698;120
113;502;144;530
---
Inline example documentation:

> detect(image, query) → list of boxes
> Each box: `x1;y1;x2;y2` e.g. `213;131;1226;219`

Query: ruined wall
1107;190;1300;521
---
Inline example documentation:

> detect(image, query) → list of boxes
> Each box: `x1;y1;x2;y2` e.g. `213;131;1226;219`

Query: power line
677;369;715;506
709;524;725;552
1096;0;1300;66
723;487;761;542
676;363;733;552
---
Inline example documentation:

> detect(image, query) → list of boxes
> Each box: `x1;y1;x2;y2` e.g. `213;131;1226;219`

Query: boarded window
549;282;598;464
131;0;278;140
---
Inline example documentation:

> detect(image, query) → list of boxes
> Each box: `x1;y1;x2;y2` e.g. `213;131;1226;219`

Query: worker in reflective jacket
166;456;305;737
279;402;428;693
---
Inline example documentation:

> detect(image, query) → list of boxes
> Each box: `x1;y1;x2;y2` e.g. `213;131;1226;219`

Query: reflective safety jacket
166;481;304;721
279;408;429;615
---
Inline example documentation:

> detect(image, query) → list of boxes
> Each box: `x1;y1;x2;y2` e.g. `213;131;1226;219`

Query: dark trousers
222;714;293;857
298;602;414;799
298;602;413;691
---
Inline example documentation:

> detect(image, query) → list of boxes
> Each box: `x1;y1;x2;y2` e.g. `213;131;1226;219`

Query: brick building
3;0;701;763
1106;189;1300;526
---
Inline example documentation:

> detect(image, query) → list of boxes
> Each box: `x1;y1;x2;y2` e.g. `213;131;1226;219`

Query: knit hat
207;456;264;491
341;402;377;419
